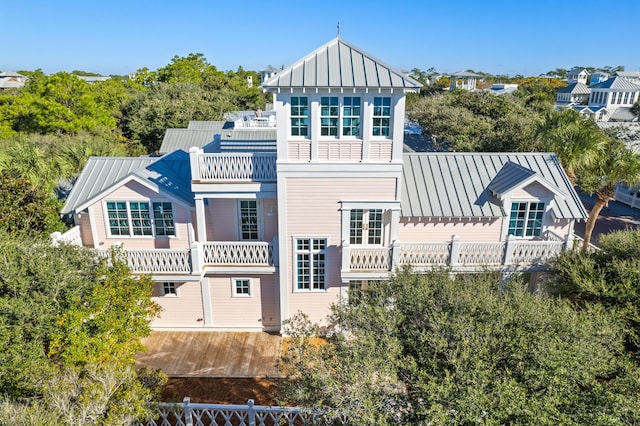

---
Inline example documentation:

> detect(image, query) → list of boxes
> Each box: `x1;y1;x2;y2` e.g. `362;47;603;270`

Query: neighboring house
589;72;609;85
616;71;640;86
586;77;640;122
555;82;590;106
449;71;482;91
567;68;589;85
259;65;279;85
77;75;111;83
485;83;518;95
0;70;26;89
58;36;587;331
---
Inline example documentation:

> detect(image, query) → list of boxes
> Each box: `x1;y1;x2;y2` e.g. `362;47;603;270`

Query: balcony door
239;200;260;240
349;209;383;246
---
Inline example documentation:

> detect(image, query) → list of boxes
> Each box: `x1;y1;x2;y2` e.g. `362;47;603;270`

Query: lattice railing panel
198;153;276;181
509;241;564;265
201;242;273;265
458;242;505;265
350;247;391;271
125;250;192;273
398;243;450;266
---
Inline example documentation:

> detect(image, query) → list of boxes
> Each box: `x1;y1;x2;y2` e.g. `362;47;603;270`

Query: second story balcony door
350;209;384;247
239;200;260;241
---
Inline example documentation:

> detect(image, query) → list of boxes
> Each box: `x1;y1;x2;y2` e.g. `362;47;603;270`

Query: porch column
200;278;213;327
195;197;207;242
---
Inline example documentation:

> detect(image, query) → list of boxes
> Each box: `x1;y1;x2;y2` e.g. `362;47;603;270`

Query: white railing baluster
201;241;274;266
197;153;277;182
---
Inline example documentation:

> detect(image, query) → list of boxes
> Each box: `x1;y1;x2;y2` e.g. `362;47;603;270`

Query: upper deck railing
190;149;277;182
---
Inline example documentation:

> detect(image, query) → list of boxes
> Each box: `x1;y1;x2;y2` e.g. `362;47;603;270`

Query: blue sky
3;0;640;77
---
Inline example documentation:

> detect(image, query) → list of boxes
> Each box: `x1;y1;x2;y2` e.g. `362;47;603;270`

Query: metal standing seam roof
557;82;590;94
187;121;230;130
590;77;640;90
61;151;193;214
261;36;422;91
401;153;587;220
159;129;216;154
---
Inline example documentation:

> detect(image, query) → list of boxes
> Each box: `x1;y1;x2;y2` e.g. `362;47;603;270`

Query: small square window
233;279;251;297
162;282;178;296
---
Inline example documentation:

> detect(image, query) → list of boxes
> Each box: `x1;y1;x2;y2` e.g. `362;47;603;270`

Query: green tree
0;231;163;423
550;228;640;359
578;138;640;249
281;270;640;424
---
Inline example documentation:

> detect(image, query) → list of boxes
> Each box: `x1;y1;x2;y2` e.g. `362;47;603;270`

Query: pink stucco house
58;37;587;331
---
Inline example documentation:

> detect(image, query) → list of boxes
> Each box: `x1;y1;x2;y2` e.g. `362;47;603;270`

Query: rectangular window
342;97;361;136
508;202;545;237
239;200;259;240
372;97;391;137
153;202;175;236
320;96;339;136
350;209;383;245
295;238;326;290
107;201;130;236
106;201;174;237
162;282;177;296
290;96;309;137
233;278;251;297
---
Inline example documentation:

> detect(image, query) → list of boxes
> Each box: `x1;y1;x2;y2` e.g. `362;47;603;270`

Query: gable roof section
590;76;640;91
401;153;586;219
557;82;590;94
262;36;421;91
62;151;193;214
487;161;564;199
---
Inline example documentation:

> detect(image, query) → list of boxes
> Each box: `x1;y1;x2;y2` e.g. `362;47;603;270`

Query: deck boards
135;331;282;378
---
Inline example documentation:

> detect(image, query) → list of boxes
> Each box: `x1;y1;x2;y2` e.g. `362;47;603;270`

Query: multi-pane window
106;201;174;237
162;282;177;296
508;202;545;237
320;97;339;136
291;96;309;136
233;279;251;296
342;97;361;136
239;200;259;240
295;238;326;290
372;97;391;136
350;209;383;245
153;202;175;236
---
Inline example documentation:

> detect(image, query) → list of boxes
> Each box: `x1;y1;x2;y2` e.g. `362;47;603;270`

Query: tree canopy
281;270;640;424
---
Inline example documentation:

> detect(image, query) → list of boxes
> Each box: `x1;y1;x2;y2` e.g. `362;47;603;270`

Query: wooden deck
135;331;282;378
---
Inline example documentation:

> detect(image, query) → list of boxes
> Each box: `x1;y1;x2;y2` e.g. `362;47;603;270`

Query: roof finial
337;22;341;37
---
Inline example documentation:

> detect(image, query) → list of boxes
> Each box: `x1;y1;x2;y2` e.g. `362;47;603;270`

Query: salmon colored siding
511;182;553;199
78;212;94;247
288;141;311;162
207;275;279;328
204;198;278;242
369;141;393;162
88;181;191;249
318;141;362;161
152;282;204;328
399;218;503;242
285;177;397;324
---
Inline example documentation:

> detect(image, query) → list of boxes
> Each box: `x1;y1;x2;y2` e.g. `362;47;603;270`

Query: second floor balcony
190;149;277;183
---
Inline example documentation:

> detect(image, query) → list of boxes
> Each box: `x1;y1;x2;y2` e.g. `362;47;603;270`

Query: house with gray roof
0;71;26;90
555;82;590;106
57;36;586;332
449;71;482;91
567;68;589;85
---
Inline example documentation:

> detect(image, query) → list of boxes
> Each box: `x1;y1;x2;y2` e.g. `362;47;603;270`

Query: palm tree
578;139;640;250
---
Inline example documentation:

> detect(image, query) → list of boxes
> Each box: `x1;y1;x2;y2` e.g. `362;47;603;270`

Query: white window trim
103;199;177;239
161;282;179;297
291;235;330;292
231;277;252;298
504;199;549;239
237;199;263;241
289;95;310;139
370;96;392;139
317;95;363;140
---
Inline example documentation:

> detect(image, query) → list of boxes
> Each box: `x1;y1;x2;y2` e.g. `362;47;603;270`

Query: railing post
341;240;351;273
247;399;256;426
563;233;573;252
450;235;461;267
504;235;515;265
50;231;62;247
189;147;202;181
391;240;401;271
191;242;201;274
183;397;193;426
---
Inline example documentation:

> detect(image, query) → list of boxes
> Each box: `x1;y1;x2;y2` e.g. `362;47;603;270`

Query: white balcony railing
51;226;82;246
200;241;274;266
96;249;192;274
191;151;277;182
346;234;572;273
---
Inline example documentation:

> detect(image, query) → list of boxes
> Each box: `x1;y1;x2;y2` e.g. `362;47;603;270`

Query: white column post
504;234;515;266
200;278;213;327
195;197;207;242
450;235;461;267
391;240;401;271
341;240;351;274
190;241;201;274
189;147;202;181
